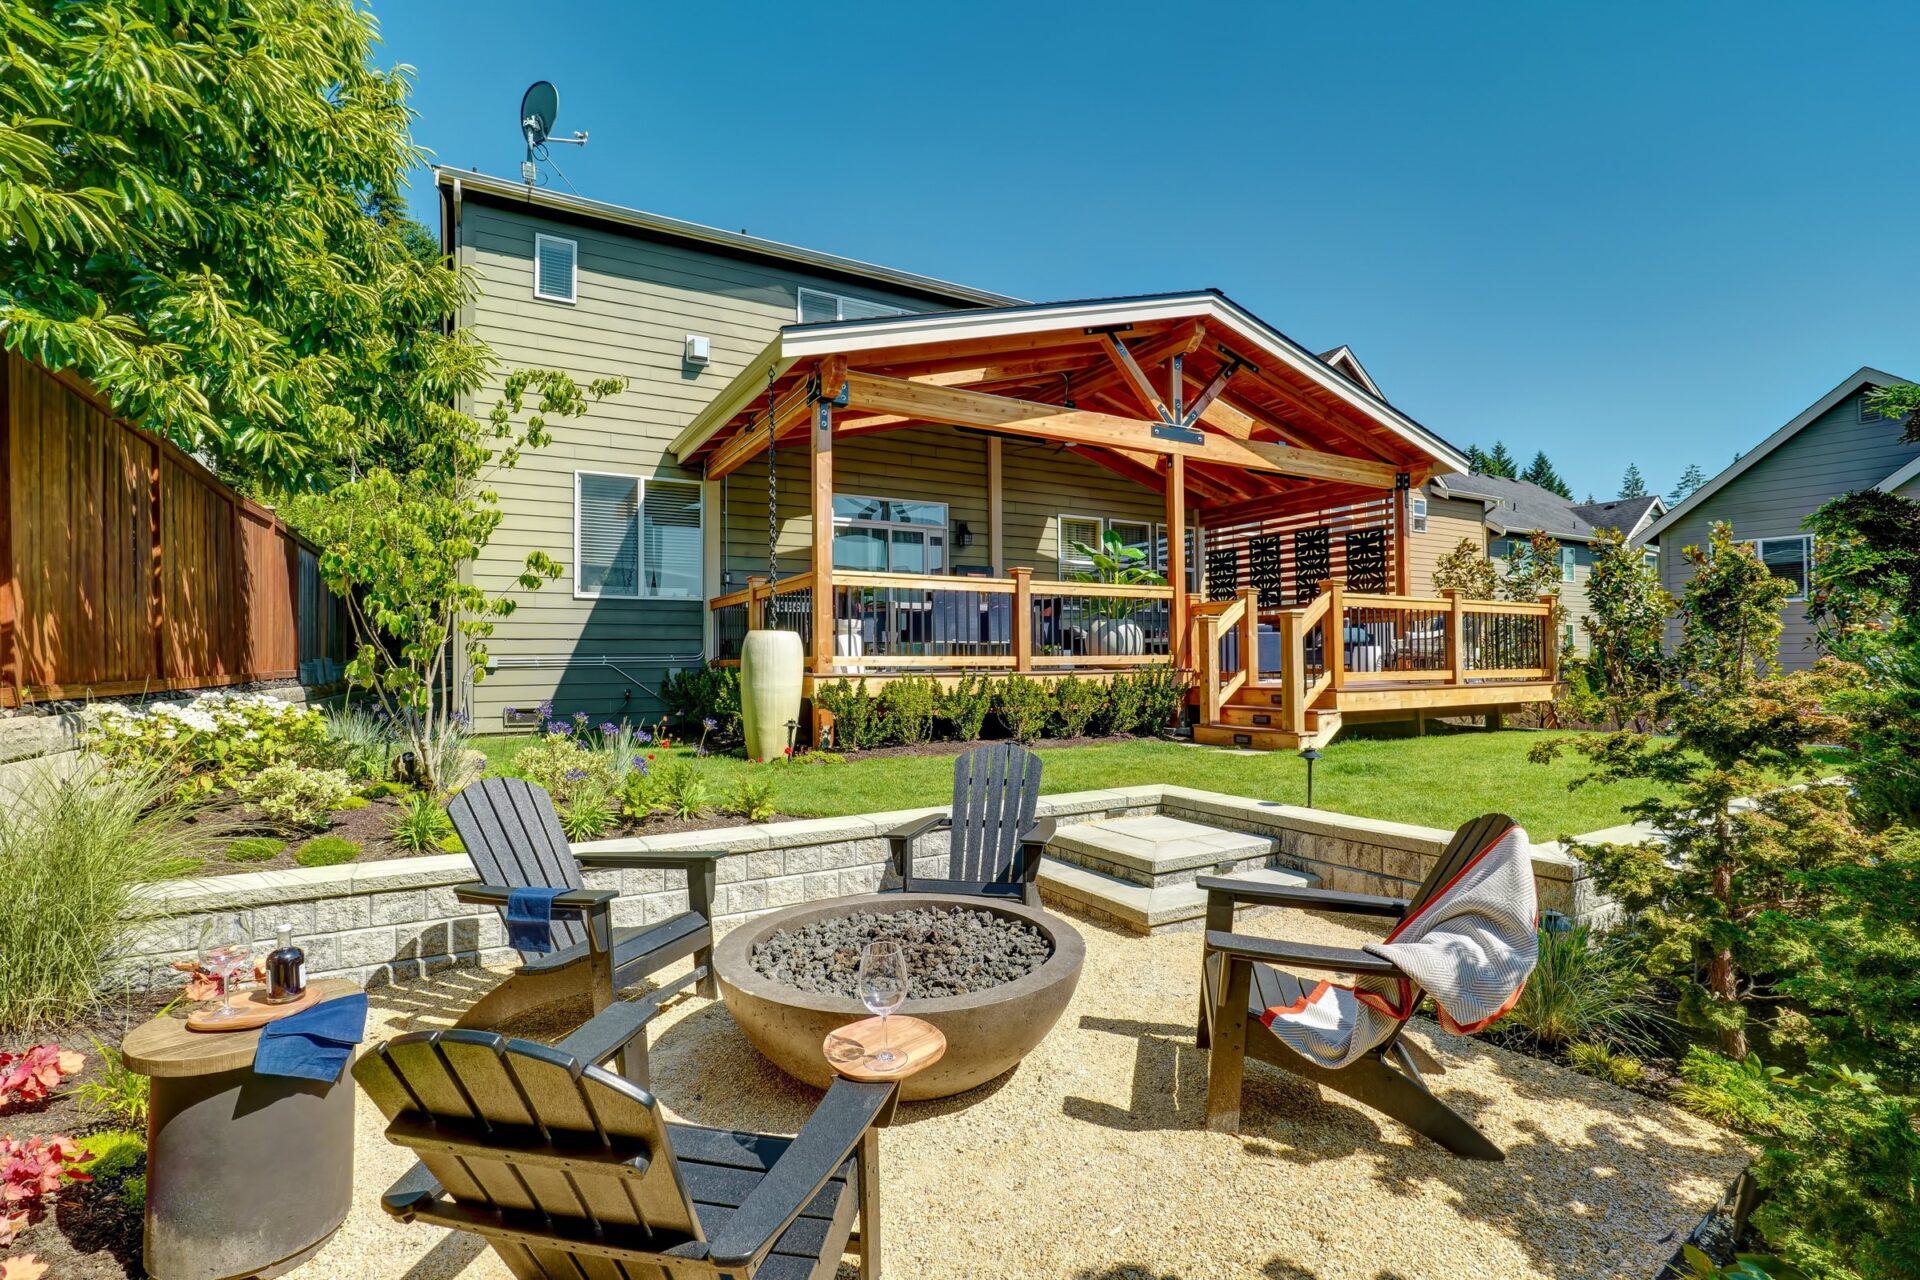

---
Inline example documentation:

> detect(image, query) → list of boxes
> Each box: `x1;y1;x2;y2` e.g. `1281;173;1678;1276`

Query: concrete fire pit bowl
712;892;1085;1101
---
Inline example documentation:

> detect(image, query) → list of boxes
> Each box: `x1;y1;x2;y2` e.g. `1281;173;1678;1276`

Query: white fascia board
671;339;797;460
777;293;1219;359
1877;454;1920;493
1641;366;1908;542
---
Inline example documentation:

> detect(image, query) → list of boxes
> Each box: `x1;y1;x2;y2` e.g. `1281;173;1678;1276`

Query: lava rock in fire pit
749;906;1052;999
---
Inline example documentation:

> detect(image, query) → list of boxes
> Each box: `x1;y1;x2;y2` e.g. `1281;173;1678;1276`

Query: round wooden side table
122;979;361;1280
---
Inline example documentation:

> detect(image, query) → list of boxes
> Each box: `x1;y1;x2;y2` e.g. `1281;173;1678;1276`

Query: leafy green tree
1522;450;1573;499
1483;441;1519;478
0;0;477;486
1534;524;1863;1058
1804;488;1920;829
1864;382;1920;439
1669;463;1707;503
1464;444;1491;474
1432;537;1500;599
1582;528;1671;728
1619;463;1649;499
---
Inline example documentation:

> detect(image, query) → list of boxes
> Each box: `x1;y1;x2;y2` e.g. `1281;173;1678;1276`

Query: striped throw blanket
1258;823;1538;1070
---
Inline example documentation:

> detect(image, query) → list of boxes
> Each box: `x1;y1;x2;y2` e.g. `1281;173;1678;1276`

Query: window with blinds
576;473;639;597
534;234;577;303
1058;515;1104;575
642;480;703;599
797;287;908;323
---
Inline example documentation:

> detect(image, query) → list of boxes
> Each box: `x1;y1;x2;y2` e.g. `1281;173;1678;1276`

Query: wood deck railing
708;569;1179;675
1193;580;1557;733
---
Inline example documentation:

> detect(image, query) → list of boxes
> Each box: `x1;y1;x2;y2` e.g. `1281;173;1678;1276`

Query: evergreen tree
1483;441;1519;478
1668;463;1707;503
1618;463;1649;499
1464;444;1491;474
1521;451;1574;499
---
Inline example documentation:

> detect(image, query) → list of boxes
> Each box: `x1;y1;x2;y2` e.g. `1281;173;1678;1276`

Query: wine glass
857;940;910;1072
198;913;252;1021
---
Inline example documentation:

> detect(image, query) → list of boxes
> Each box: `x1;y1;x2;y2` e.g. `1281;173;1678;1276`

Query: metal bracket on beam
1395;471;1411;490
1082;323;1136;336
1151;422;1206;445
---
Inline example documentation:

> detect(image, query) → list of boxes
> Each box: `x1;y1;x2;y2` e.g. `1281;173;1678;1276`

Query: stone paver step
1050;815;1275;887
1037;856;1318;935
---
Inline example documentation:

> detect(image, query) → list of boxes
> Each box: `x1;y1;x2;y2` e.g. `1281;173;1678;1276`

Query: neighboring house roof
1430;473;1665;544
672;290;1472;474
1876;453;1920;494
434;166;1021;309
1639;366;1912;543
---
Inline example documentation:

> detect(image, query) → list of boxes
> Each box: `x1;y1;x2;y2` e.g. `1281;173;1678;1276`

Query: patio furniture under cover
354;987;897;1280
1196;812;1538;1159
883;741;1054;907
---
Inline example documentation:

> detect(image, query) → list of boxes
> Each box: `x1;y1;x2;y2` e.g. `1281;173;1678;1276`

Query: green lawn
471;727;1673;840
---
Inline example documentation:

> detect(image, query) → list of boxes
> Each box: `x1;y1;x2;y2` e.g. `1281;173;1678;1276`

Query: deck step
1193;723;1306;752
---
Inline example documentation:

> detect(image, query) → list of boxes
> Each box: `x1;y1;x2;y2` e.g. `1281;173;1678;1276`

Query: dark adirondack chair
354;982;896;1280
1196;813;1524;1160
448;777;721;1046
883;742;1053;907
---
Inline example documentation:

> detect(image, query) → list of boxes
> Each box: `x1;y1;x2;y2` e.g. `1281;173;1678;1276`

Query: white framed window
1560;544;1577;582
1152;523;1200;591
1057;514;1105;575
574;472;703;599
1411;493;1429;533
534;233;578;304
832;495;948;574
797;287;908;324
1746;535;1813;602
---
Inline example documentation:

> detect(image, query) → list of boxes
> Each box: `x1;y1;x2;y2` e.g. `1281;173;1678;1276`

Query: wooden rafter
1099;334;1173;422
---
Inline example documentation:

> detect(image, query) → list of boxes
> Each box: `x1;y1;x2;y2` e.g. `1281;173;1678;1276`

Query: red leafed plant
0;1045;84;1110
0;1134;93;1245
0;1254;49;1280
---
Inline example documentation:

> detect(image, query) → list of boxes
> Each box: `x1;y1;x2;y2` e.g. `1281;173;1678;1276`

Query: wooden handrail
1037;580;1175;601
709;588;751;610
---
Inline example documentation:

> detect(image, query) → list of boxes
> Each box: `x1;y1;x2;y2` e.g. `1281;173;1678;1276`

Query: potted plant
1068;529;1166;656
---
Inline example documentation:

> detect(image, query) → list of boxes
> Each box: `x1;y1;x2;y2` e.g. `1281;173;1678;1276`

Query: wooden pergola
673;291;1470;671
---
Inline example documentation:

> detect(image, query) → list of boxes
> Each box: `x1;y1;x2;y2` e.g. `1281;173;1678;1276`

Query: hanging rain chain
765;366;779;627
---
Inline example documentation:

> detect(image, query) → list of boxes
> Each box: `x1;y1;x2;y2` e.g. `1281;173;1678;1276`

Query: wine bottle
265;924;306;1004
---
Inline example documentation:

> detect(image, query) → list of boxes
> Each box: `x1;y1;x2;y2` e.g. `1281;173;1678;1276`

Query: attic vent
534;233;577;303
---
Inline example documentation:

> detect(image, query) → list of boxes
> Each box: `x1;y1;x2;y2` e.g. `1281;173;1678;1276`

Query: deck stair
1035;814;1318;933
1193;681;1342;752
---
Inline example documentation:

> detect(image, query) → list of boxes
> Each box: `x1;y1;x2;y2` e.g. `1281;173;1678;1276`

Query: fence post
746;576;768;631
1237;586;1259;682
1539;592;1560;683
1322;578;1347;692
1011;568;1033;672
1200;614;1223;723
1278;609;1305;734
1443;588;1464;685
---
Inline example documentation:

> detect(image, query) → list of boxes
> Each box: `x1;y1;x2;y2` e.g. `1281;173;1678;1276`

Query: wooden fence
0;353;347;707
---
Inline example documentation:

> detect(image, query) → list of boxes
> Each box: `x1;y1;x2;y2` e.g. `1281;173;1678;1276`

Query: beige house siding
1405;492;1489;594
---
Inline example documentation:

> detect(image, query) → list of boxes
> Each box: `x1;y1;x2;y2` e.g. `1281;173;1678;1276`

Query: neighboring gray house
1637;367;1920;671
1406;471;1665;656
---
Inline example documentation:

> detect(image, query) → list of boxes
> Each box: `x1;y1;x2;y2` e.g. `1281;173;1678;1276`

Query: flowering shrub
514;731;608;804
0;1134;93;1245
0;1046;83;1110
88;693;329;793
235;763;354;830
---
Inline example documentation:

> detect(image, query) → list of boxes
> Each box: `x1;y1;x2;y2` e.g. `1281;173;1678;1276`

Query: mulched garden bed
822;732;1147;761
2;995;176;1280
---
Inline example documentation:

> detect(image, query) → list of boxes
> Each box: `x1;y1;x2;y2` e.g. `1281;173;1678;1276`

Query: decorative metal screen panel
1205;546;1240;601
1294;528;1331;604
1248;535;1285;607
1345;528;1388;593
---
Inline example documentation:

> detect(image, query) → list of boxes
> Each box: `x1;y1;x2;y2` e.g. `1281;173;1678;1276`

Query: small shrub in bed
1567;1041;1644;1087
558;787;616;840
1119;664;1189;735
1095;670;1148;735
336;795;371;811
652;762;713;819
993;675;1052;742
880;676;938;745
1051;674;1101;738
729;776;778;823
86;692;329;795
235;763;354;831
936;673;992;741
387;792;453;853
225;836;287;863
662;666;741;739
513;731;607;804
1507;924;1661;1052
815;679;886;751
293;836;361;868
321;704;396;781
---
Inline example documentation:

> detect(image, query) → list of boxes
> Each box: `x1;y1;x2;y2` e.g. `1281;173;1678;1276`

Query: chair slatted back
949;742;1043;885
355;1030;702;1279
1392;812;1521;937
449;778;587;956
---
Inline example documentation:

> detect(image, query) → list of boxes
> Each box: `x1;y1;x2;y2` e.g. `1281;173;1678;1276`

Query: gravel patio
295;906;1748;1280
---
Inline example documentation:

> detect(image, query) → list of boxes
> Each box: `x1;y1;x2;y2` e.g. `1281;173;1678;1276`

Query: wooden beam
987;436;1004;575
1055;320;1205;406
707;382;817;479
1167;454;1188;667
1183;360;1239;426
1100;335;1173;422
810;398;834;676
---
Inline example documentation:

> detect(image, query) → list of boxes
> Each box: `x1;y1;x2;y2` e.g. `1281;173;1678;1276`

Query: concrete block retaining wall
120;785;1604;990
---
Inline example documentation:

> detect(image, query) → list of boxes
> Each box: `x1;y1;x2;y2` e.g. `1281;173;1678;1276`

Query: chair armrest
887;813;951;878
1196;876;1408;919
451;884;619;913
379;1158;446;1221
1019;817;1056;883
706;1079;896;1269
1203;930;1405;978
552;967;708;1067
572;848;732;870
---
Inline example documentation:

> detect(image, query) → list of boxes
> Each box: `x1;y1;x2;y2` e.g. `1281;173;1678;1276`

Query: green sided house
436;169;1561;749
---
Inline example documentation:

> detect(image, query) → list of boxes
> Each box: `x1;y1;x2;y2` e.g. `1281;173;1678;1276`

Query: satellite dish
520;80;558;151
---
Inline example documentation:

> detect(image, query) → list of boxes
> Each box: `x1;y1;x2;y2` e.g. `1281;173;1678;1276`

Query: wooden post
1393;481;1413;596
746;576;768;630
1200;614;1223;723
1166;455;1187;668
0;355;14;706
987;435;1004;576
1237;586;1259;683
1443;587;1464;685
810;399;835;675
1323;578;1347;692
1278;609;1305;734
1540;591;1560;684
1011;567;1033;672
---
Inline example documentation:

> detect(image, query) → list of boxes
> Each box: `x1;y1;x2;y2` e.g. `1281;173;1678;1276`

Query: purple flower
630;754;648;770
635;730;653;744
564;768;588;782
535;699;554;719
701;718;718;731
599;722;618;736
572;711;589;726
545;721;565;735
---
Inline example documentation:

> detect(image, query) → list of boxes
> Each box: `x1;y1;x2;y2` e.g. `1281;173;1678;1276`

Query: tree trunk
1709;824;1747;1059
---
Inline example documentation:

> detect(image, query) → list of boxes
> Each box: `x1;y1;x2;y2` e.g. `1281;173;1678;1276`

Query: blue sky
380;1;1920;503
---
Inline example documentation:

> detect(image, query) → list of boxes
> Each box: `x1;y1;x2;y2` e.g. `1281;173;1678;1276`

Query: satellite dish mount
519;80;588;185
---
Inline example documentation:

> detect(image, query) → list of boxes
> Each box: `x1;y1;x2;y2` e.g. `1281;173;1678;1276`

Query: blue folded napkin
506;886;568;954
254;992;368;1083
